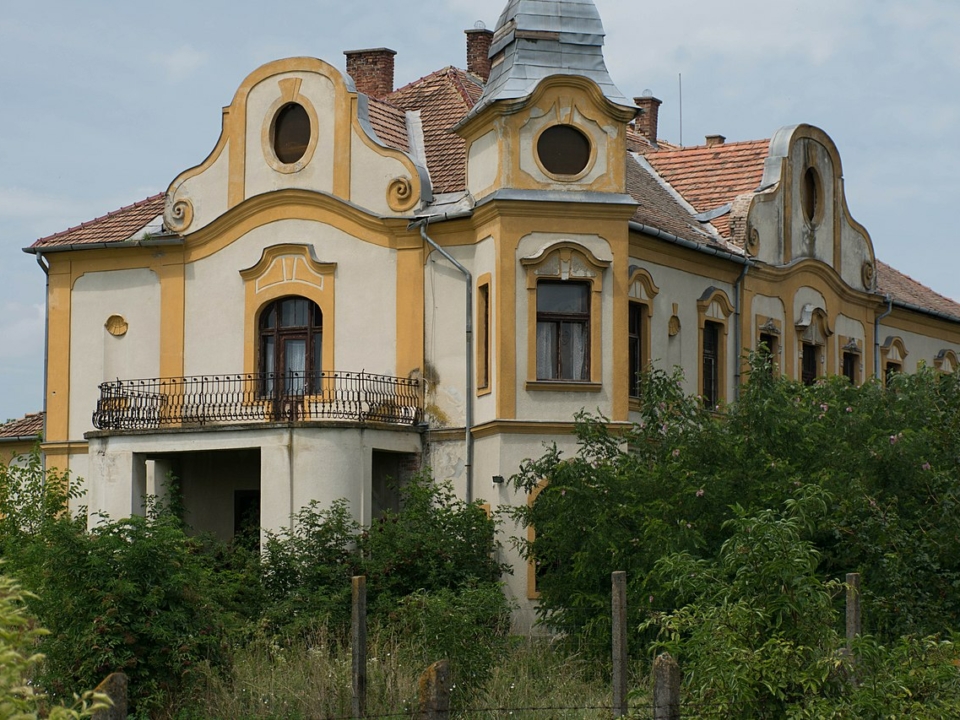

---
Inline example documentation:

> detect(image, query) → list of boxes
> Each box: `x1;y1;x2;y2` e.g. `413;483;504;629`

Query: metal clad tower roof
463;0;631;123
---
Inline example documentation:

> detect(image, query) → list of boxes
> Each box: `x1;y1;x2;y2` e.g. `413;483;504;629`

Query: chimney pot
633;95;662;143
465;28;494;82
705;134;726;147
344;47;397;98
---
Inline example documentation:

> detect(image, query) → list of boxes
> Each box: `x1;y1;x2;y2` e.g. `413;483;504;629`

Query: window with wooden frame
521;242;609;389
628;303;644;399
840;337;862;385
627;267;658;404
756;316;782;376
477;278;491;392
697;287;734;408
702;321;722;407
801;343;820;386
795;304;831;386
259;296;323;396
536;281;590;381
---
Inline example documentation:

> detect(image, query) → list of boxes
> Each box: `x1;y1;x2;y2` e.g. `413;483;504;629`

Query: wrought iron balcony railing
92;371;422;431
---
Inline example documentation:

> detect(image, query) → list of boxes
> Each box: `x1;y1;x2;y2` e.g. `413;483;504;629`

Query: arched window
259;297;323;396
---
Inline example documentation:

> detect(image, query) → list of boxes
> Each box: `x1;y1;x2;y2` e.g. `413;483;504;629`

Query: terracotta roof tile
626;127;680;154
645;140;770;237
0;412;43;440
365;97;409;151
30;194;165;249
876;260;960;321
627;156;729;249
386;67;483;194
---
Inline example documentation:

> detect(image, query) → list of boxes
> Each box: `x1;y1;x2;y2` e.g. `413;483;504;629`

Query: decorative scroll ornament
861;260;875;290
166;198;194;233
386;177;417;212
746;227;760;254
105;315;128;337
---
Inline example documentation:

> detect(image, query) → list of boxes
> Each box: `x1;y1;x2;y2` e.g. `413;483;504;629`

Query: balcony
92;371;423;431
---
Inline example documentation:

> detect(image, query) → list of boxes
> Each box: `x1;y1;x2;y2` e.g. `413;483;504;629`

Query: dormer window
273;103;311;164
537;125;591;176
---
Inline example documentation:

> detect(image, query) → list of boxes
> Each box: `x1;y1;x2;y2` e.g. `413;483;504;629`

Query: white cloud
151;45;207;83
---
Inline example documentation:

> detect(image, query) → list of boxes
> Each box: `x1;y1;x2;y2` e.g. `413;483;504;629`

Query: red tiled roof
366;97;409;151
386;67;483;194
876;260;960;320
626;127;680;154
627;157;723;247
645;140;770;238
30;194;165;249
0;412;43;440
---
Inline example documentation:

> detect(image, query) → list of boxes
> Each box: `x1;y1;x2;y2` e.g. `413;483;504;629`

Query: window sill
628;397;642;412
525;381;602;393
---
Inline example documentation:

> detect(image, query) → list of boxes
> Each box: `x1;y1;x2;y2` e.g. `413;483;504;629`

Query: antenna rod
678;72;683;147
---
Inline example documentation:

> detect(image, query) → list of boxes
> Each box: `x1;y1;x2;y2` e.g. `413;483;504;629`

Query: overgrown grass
177;632;627;719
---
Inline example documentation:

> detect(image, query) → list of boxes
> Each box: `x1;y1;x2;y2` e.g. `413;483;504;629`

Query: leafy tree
510;360;960;652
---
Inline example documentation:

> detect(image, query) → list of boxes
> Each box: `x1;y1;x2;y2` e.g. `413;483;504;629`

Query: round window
537;125;591;176
273;103;311;164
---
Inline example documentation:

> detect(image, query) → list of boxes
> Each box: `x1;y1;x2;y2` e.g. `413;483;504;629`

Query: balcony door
260;297;323;401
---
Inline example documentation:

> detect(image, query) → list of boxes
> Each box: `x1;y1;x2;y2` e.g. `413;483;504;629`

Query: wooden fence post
352;575;367;719
653;652;680;720
418;659;451;720
91;672;127;720
846;572;861;656
611;570;628;717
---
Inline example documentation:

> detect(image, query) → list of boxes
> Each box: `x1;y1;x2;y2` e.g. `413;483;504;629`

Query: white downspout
418;220;474;503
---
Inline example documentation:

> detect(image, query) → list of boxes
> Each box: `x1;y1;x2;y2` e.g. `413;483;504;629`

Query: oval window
537;125;591;176
273;103;311;164
801;166;819;223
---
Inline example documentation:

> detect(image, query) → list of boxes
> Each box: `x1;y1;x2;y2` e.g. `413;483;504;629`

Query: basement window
273;103;311;164
537;125;590;176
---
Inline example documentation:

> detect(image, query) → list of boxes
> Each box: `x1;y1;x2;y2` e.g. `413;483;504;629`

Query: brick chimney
705;134;726;147
344;47;396;98
465;28;493;82
634;95;662;143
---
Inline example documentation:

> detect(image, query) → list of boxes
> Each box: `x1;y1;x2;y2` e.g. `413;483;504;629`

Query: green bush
0;570;108;719
643;490;960;718
395;583;512;706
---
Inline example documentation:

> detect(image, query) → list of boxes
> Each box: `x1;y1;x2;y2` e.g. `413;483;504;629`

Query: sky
1;0;959;422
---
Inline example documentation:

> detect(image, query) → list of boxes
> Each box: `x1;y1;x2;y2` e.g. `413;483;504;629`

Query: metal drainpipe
875;295;893;380
733;263;749;399
35;252;50;475
418;220;474;503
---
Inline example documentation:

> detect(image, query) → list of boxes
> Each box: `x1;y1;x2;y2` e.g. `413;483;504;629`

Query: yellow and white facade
27;0;960;625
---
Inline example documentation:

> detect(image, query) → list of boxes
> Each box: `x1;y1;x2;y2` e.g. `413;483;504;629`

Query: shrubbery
0;459;509;716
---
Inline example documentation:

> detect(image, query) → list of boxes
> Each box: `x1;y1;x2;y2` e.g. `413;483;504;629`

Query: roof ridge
654;138;771;154
390;65;462;96
446;67;481;110
33;193;164;246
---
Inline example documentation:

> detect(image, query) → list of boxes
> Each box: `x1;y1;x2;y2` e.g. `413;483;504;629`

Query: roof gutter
23;235;184;255
887;298;960;325
411;213;474;504
628;221;752;266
